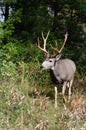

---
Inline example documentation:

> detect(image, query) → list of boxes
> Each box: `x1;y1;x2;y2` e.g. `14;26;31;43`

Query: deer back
53;59;76;82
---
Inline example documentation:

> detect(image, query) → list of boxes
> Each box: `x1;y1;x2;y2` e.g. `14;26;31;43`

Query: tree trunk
52;2;58;32
4;4;9;21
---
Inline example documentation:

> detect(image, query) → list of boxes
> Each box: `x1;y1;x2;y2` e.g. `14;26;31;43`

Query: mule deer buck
36;31;76;108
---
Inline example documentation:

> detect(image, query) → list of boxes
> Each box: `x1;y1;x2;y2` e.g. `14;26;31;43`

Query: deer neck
51;59;57;70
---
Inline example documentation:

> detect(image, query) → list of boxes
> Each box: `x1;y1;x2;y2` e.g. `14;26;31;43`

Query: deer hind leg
62;81;67;103
67;79;73;101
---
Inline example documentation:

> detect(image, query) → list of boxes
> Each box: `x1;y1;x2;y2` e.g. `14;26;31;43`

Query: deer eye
49;60;52;62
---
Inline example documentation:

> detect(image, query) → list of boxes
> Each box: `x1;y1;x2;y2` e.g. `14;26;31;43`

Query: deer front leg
54;86;57;108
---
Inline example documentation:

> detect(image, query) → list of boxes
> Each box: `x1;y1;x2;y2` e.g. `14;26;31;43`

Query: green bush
1;60;18;81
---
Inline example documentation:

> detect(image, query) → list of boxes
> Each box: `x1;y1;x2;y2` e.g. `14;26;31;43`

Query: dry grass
0;75;86;130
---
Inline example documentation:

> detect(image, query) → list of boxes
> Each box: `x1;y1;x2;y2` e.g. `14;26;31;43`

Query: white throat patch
51;66;54;70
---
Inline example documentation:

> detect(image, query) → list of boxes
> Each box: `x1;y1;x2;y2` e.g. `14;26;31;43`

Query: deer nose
40;65;43;69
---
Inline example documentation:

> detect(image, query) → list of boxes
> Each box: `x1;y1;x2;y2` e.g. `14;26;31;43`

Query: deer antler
36;30;50;57
51;32;68;57
42;30;50;50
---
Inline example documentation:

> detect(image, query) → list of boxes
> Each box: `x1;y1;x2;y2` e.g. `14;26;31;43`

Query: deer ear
55;54;62;61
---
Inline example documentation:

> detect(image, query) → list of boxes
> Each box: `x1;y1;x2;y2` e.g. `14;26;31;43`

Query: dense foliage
0;0;85;76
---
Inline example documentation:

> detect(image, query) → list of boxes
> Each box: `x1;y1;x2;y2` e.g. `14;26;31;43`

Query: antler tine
46;30;50;40
42;30;50;50
42;30;50;40
59;32;68;53
50;44;59;52
55;40;58;47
